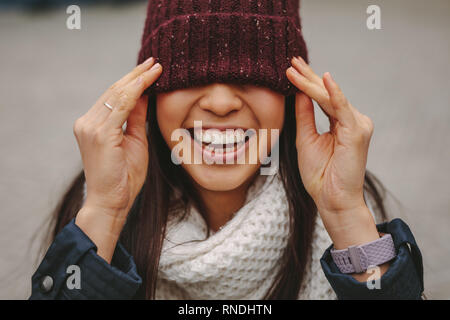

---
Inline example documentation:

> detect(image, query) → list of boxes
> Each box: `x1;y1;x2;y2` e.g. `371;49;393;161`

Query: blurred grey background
0;0;449;299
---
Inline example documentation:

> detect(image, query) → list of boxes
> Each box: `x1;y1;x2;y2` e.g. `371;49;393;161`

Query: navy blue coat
29;218;423;300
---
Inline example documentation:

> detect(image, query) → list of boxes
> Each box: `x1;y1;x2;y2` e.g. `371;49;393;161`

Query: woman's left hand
286;56;380;250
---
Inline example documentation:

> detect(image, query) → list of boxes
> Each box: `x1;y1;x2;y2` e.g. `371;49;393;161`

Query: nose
197;83;243;116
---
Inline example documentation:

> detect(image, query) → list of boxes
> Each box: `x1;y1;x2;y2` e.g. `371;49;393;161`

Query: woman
30;0;423;299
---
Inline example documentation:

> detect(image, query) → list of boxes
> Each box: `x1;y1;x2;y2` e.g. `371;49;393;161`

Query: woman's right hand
73;57;162;262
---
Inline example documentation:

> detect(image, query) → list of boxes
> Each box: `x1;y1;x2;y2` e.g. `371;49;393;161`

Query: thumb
125;95;148;141
295;93;318;145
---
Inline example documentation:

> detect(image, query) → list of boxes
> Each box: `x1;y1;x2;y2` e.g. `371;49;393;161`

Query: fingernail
150;63;161;71
288;66;300;76
143;57;154;65
135;76;143;85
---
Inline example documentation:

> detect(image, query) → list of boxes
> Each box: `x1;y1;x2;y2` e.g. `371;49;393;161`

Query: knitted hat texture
137;0;308;96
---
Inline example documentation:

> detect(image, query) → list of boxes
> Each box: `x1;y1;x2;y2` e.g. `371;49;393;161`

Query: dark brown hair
46;94;387;299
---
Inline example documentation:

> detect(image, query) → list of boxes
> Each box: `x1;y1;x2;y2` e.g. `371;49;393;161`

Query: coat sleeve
320;218;424;299
29;218;142;300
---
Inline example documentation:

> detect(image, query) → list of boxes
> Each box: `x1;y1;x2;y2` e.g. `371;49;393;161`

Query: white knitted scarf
154;173;337;300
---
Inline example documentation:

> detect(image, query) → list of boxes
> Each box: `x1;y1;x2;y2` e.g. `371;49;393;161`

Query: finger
105;63;162;130
291;56;323;86
84;57;156;126
114;57;156;88
287;67;337;119
125;95;148;142
322;72;356;128
295;93;319;143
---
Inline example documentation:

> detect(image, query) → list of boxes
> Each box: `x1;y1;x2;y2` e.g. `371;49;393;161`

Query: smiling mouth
187;127;256;162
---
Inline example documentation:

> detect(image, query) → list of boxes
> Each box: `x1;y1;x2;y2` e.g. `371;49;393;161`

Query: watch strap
330;233;396;274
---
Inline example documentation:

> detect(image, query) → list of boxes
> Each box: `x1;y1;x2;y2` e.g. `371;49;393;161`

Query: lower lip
191;135;253;164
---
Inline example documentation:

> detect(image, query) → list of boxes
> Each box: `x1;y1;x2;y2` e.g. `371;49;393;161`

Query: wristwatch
330;233;396;274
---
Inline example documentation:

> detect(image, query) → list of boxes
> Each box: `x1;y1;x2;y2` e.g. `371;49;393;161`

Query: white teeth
211;131;223;145
194;130;203;142
194;129;246;145
234;130;244;141
203;131;212;143
225;131;234;144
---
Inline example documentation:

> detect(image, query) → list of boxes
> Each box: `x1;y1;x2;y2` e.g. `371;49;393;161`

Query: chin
183;163;260;192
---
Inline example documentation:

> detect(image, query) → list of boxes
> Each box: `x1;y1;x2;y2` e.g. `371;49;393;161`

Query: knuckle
352;126;366;144
114;87;125;98
367;121;374;136
108;82;118;92
108;85;123;100
119;90;131;103
366;116;374;128
361;115;374;136
73;117;86;136
338;95;348;107
134;76;146;90
134;63;145;72
141;75;152;88
93;126;107;143
119;93;136;111
330;94;345;108
131;65;140;74
355;131;366;144
362;128;372;140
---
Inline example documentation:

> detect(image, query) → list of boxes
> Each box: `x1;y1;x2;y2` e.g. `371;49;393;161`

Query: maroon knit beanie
137;0;308;96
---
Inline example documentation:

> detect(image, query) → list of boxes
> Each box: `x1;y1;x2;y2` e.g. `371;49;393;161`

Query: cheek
252;99;285;158
156;95;189;147
246;89;285;130
255;103;285;131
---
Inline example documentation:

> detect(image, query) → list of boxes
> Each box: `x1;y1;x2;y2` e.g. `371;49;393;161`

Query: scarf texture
154;173;336;299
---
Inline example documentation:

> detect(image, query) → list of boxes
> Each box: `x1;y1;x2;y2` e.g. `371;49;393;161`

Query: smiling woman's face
156;83;285;192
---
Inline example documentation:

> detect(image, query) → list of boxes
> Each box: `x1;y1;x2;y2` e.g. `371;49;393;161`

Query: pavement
0;0;449;299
